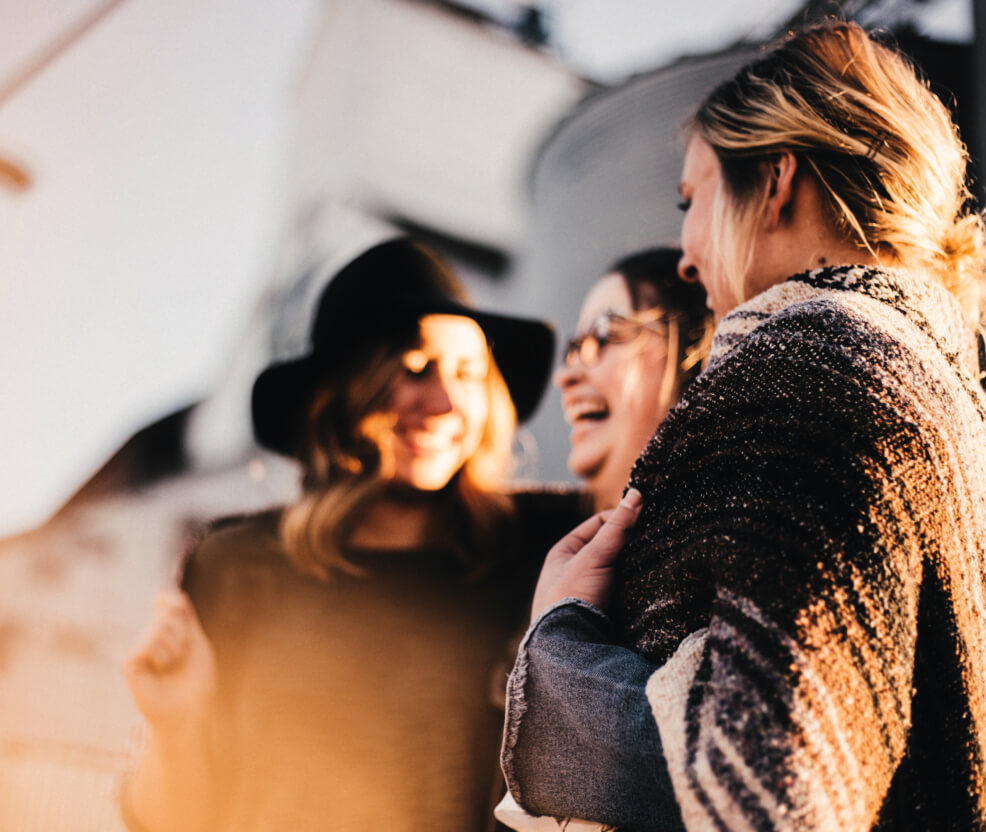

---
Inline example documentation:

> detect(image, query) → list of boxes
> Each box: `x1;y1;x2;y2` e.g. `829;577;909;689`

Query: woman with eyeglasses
554;248;712;511
120;238;584;832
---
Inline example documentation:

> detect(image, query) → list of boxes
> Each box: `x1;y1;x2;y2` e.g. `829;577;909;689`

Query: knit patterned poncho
619;265;986;831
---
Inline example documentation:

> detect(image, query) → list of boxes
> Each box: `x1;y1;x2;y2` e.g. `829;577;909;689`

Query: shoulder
187;508;281;560
180;508;286;594
508;483;587;523
689;279;922;429
709;265;967;380
633;269;934;496
505;484;590;548
713;291;879;371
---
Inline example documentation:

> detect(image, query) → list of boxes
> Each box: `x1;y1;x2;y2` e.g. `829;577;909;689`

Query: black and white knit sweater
619;265;986;831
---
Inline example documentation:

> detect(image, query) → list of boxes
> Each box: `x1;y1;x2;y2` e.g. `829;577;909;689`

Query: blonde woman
499;22;986;832
121;238;584;832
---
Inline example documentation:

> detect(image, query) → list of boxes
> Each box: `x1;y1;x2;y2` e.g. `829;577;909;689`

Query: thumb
577;487;643;565
611;487;643;527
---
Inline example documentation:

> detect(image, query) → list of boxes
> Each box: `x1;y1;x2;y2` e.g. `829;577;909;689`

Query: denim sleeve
500;599;684;832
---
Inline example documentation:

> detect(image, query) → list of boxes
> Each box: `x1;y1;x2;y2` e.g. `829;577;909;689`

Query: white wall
0;0;319;534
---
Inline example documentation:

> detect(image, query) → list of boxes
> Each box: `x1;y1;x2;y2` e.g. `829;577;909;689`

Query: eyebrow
576;309;620;332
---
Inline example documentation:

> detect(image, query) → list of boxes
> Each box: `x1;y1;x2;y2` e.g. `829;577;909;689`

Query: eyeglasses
563;309;672;368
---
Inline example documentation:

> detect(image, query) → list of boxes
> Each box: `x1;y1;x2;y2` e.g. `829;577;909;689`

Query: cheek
680;208;696;248
386;382;415;423
459;388;489;444
623;353;671;434
590;359;635;420
681;209;707;264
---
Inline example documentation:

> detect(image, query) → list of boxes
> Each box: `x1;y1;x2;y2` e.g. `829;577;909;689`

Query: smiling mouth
566;400;610;425
398;432;460;455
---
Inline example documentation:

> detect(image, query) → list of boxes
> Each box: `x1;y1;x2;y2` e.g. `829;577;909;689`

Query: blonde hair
280;336;516;580
690;21;986;326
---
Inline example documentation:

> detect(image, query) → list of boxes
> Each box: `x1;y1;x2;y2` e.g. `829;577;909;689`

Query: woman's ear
761;151;798;232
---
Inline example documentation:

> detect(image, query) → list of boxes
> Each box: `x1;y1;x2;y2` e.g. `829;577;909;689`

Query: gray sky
458;0;972;81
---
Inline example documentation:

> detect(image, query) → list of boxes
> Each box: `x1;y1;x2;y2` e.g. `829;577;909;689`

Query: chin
568;451;604;486
408;478;455;492
395;461;463;492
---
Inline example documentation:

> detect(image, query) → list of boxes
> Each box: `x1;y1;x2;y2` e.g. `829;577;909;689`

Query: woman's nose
553;361;582;390
421;374;455;415
677;253;700;284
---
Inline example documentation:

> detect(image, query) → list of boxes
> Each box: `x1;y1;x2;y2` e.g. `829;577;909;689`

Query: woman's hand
122;590;219;832
530;488;643;622
123;589;217;728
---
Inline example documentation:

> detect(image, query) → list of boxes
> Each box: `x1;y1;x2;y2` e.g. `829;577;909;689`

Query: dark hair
608;247;713;388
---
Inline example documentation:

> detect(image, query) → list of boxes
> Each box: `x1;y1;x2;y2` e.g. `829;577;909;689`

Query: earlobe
762;151;798;232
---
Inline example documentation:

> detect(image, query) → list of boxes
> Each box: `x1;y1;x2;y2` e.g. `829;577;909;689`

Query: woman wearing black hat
120;238;585;832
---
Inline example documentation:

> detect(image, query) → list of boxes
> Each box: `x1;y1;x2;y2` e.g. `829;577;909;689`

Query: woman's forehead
680;134;719;188
577;274;634;330
416;313;487;355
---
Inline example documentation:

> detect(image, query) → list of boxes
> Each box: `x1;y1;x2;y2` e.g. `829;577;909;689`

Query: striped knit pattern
619;265;986;831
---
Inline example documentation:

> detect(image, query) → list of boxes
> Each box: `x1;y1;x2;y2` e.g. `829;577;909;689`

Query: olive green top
178;489;584;832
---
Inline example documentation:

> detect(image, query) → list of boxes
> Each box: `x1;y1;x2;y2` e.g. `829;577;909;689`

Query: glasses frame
563;308;674;368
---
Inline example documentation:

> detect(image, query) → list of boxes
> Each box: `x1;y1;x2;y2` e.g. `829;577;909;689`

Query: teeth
401;431;458;451
566;400;609;422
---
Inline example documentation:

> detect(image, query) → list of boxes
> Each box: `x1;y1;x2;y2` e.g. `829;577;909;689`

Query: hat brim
252;301;555;458
463;307;555;421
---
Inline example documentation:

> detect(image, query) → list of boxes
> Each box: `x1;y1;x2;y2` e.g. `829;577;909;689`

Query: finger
154;588;191;614
159;616;191;655
158;615;185;645
574;488;643;565
605;488;643;530
147;609;189;651
548;510;614;559
175;598;209;644
127;593;190;667
124;636;174;678
146;640;178;673
153;590;208;642
130;623;180;674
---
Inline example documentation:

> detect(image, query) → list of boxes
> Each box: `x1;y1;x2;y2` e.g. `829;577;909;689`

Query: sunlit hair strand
689;20;986;326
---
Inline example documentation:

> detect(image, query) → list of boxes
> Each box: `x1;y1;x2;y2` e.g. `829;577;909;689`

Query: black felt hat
252;238;555;458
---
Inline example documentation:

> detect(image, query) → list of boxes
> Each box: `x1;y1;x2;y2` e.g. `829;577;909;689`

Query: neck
747;167;884;303
589;466;630;513
806;244;882;272
748;242;882;305
347;490;445;549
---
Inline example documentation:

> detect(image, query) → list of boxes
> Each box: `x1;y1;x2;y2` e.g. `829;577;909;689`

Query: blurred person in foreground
554;247;711;512
498;21;986;832
120;238;584;832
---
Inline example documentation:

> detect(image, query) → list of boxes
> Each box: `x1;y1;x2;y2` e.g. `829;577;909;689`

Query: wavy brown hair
279;333;516;580
690;21;986;326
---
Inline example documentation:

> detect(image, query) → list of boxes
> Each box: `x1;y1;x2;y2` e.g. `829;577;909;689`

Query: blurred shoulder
506;483;589;543
180;508;285;588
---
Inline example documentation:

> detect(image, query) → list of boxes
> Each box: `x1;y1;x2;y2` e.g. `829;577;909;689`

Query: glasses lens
563;338;580;366
579;332;600;365
565;310;672;367
564;316;615;367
